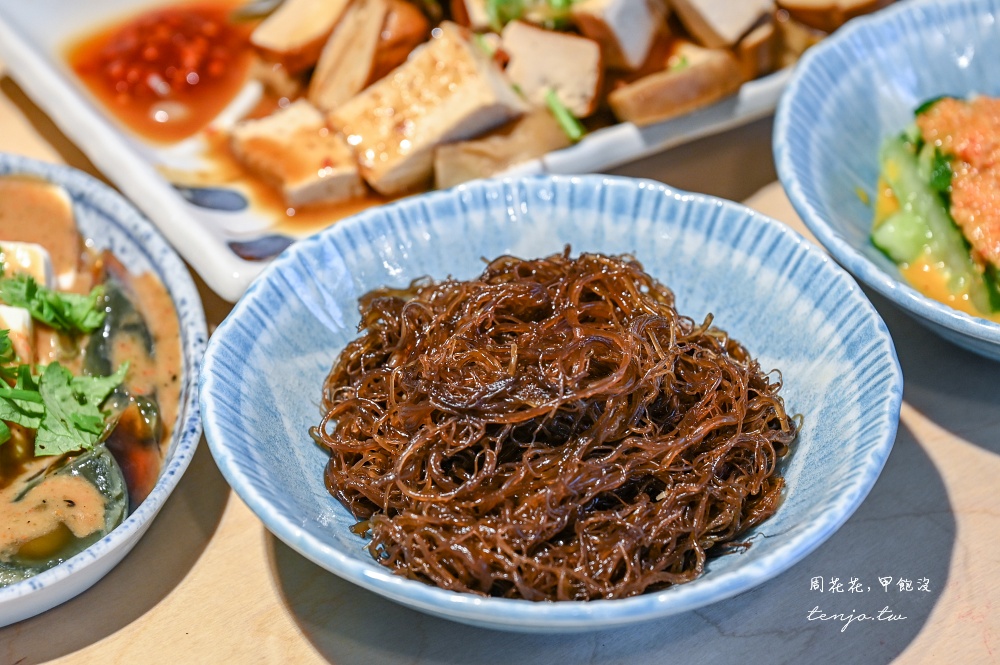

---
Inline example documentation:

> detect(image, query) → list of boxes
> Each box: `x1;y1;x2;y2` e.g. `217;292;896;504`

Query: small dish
201;175;902;632
0;154;207;627
774;0;1000;361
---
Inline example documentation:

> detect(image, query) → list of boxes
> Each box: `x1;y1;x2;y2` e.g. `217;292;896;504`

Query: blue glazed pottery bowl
0;154;207;626
201;175;902;632
774;0;1000;360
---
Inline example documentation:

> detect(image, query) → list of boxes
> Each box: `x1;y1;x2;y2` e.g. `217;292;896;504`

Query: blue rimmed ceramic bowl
201;175;902;632
774;0;1000;361
0;154;207;627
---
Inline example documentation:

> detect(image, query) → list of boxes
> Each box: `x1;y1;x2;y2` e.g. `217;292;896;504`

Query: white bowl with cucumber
774;0;1000;361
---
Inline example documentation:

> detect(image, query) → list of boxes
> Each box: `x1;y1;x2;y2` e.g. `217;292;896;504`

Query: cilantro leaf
0;328;16;383
0;365;44;444
0;275;106;335
33;362;128;457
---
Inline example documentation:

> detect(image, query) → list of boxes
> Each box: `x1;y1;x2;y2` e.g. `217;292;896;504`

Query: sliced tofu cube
777;0;891;33
308;0;427;112
308;0;390;112
434;109;572;189
736;17;778;81
251;0;352;74
608;41;743;126
0;305;34;365
230;100;365;207
501;21;603;118
0;242;56;289
671;0;773;49
571;0;666;70
328;22;528;196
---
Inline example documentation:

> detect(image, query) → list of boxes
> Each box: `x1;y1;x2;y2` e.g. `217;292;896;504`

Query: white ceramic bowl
201;175;902;632
0;154;207;627
774;0;1000;360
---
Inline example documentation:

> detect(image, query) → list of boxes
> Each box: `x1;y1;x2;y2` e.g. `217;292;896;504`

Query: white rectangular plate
0;0;790;300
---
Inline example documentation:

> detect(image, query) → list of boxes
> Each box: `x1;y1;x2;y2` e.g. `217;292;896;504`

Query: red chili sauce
67;2;254;143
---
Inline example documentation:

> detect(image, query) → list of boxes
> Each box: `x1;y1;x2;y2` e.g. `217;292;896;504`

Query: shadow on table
1;440;230;663
271;420;952;665
867;288;1000;456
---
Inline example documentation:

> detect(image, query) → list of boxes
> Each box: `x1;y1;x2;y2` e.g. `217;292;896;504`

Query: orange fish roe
917;97;1000;267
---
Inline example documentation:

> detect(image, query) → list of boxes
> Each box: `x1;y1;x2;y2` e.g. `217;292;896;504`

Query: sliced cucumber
872;210;931;263
985;264;1000;313
879;135;996;312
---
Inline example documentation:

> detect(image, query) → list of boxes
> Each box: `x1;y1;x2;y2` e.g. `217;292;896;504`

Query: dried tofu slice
608;41;743;126
308;0;389;112
434;109;572;189
571;0;666;70
329;22;527;196
502;21;603;118
251;0;352;74
230;100;365;207
671;0;773;49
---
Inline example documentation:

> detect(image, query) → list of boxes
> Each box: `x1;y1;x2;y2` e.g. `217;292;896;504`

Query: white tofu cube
0;305;34;365
0;241;56;289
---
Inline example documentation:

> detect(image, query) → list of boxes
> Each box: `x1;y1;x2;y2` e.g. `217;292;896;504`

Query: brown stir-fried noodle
311;249;797;601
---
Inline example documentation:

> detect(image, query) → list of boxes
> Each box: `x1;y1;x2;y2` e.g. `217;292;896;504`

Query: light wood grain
0;62;998;665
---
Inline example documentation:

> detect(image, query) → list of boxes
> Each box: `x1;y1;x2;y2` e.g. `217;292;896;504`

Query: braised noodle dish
0;175;181;587
311;249;797;601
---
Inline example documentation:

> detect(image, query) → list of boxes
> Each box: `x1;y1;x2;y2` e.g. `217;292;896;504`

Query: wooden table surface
1;61;998;665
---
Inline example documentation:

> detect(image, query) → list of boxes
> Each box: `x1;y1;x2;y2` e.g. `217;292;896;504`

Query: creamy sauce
118;272;183;440
0;465;106;560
